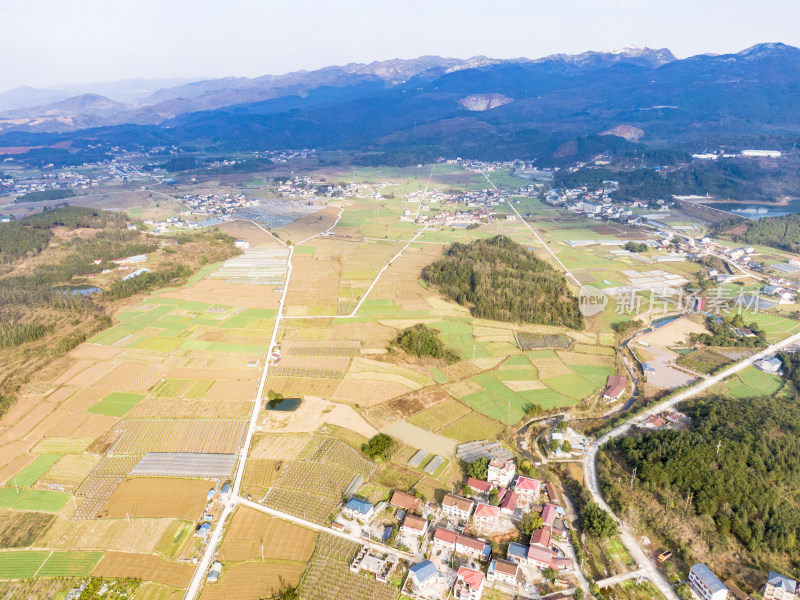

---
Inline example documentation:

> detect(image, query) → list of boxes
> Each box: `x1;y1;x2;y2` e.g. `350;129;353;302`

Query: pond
265;397;302;412
650;315;681;329
54;284;102;296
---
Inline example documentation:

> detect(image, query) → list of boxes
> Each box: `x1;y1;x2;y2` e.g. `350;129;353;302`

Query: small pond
266;397;302;412
55;284;102;296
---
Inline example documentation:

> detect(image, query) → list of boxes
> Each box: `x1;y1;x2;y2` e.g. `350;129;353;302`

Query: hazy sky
3;0;799;91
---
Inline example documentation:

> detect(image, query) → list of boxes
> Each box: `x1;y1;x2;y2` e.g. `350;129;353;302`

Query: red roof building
454;567;485;600
531;527;552;548
541;503;558;528
515;476;541;501
466;477;492;494
604;375;626;400
499;490;518;514
474;503;500;526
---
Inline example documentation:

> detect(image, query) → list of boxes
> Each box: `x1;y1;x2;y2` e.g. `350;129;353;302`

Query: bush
394;324;458;361
361;434;395;462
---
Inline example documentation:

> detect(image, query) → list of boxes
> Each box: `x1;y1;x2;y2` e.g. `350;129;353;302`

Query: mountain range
1;43;799;162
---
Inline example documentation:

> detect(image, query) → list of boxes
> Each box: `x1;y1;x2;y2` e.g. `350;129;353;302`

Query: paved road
583;331;800;600
595;569;647;588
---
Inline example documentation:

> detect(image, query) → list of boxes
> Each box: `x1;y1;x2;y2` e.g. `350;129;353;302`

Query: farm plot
88;392;145;417
98;478;210;520
408;398;472;431
8;454;60;488
0;551;50;579
298;534;397;600
201;562;305;600
0;510;54;548
440;412;506;443
220;506;317;562
131;453;237;478
111;419;247;454
37;551;103;577
72;476;122;520
32;437;94;454
676;348;732;374
262;437;377;524
38;454;100;491
270;355;352;379
516;332;573;351
248;434;308;460
241;460;279;498
150;379;215;400
92;551;194;588
0;488;70;513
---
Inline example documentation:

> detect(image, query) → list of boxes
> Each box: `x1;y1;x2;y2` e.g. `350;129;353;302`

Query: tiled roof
390;490;420;511
409;560;440;583
515;476;541;492
443;493;473;512
542;503;558;527
434;527;458;544
467;477;492;493
475;503;500;518
457;567;484;588
403;514;427;531
344;497;373;515
493;558;518;576
531;527;551;548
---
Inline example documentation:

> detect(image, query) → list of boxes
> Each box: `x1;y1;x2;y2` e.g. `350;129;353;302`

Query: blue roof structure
691;564;728;594
344;497;373;515
508;542;528;560
768;572;798;595
409;560;439;584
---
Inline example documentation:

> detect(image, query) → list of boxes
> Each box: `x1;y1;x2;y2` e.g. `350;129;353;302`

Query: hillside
2;44;800;160
421;235;584;329
718;213;800;252
599;393;800;585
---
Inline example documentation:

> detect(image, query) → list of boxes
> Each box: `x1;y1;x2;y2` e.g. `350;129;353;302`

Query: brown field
637;316;710;348
65;360;118;387
443;361;482;380
61;387;107;410
0;441;37;484
204;380;257;401
215;220;285;247
220;507;317;562
329;321;396;350
162;280;281;310
127;399;252;419
199;562;305;600
28;408;117;439
363;404;401;429
43;517;175;552
0;403;56;444
0;510;54;547
0;394;44;428
333;379;410;406
44;385;79;404
166;367;260;381
51;358;95;386
69;344;126;360
555;351;615;367
93;551;195;588
285;252;341;314
112;419;247;454
370;246;442;311
444;379;483;399
248;434;308;460
262;375;342;399
98;478;210;519
242;460;279;490
386;387;452;419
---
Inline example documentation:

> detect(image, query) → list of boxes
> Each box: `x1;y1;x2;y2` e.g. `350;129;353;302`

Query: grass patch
0;551;50;579
88;392;145;417
542;373;597;400
440;412;506;442
8;455;61;488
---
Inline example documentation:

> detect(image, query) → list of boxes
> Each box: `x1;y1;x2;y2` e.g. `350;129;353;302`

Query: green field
408;398;472;431
88;392;145;417
440;411;506;442
36;551;103;577
8;455;60;488
0;488;71;512
0;551;50;579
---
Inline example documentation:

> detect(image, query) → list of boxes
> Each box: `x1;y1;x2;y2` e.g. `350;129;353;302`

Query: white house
689;564;729;600
487;459;515;488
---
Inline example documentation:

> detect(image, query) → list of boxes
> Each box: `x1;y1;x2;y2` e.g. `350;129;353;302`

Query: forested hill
716;213;800;253
421;235;584;329
604;394;800;558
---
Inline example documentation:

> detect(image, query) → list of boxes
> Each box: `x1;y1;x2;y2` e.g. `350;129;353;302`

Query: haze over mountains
1;43;799;162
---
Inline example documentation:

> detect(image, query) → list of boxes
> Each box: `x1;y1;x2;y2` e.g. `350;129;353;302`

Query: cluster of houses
688;563;798;600
195;481;232;539
178;192;261;217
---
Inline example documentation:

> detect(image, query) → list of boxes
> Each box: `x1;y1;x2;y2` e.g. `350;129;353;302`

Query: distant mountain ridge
1;43;799;161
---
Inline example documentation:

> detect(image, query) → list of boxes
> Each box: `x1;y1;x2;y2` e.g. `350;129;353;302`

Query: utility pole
629;467;637;489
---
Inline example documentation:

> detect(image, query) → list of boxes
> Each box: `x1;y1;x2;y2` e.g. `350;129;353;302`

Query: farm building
207;561;222;583
603;375;626;400
408;449;428;468
195;522;211;538
342;497;375;522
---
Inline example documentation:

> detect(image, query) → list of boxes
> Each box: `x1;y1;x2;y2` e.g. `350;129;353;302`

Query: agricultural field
297;534;398;600
97;478;211;519
261;436;378;524
676;348;732;375
710;366;784;398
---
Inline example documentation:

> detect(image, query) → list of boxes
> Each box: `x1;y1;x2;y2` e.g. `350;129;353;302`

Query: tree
488;488;500;506
676;584;694;600
543;567;559;582
575;588;585;600
625;241;649;253
590;582;600;597
563;440;573;453
466;457;489;480
462;485;474;497
583;501;617;538
361;433;395;462
550;439;560;453
519;512;544;535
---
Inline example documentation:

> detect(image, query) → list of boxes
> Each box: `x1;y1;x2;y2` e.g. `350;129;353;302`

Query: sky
2;0;800;91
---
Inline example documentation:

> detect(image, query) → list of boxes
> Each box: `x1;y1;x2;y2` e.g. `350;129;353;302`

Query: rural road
583;330;800;599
